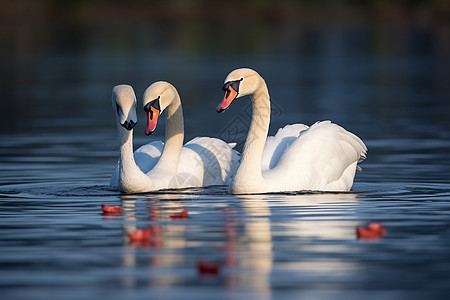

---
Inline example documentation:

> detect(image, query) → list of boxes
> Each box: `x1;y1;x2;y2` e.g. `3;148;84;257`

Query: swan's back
182;137;240;186
264;121;367;192
261;124;309;171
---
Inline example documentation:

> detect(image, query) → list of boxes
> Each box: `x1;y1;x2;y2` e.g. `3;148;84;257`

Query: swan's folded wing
135;141;164;174
184;137;240;185
261;124;309;171
268;121;367;190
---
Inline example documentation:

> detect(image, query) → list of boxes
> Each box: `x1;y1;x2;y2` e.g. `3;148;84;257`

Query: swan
216;68;367;194
110;83;240;193
110;85;163;191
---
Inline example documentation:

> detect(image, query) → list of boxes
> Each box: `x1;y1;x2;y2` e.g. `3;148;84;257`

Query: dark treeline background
0;0;448;140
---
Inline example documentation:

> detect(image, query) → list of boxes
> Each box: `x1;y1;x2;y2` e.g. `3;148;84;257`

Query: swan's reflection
266;192;361;275
120;193;191;288
227;192;361;292
273;192;359;241
229;194;273;295
117;191;361;292
119;194;138;288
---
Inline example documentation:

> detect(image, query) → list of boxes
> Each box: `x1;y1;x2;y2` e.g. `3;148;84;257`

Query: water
1;5;450;299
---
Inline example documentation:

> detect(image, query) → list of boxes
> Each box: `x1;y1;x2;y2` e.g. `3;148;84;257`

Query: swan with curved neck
110;83;240;193
143;81;184;176
216;68;367;194
110;84;162;193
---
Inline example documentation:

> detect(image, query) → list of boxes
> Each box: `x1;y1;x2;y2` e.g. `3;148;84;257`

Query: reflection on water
0;102;449;299
238;195;272;294
83;191;373;298
1;176;450;299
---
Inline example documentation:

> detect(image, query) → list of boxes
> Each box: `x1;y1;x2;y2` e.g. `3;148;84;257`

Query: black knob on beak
121;120;137;130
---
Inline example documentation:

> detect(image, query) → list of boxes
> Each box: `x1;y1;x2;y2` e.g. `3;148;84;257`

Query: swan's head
112;84;137;131
142;81;177;135
216;68;261;113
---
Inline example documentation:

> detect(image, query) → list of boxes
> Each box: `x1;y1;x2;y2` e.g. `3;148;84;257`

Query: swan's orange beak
145;107;160;136
217;82;239;113
144;98;161;135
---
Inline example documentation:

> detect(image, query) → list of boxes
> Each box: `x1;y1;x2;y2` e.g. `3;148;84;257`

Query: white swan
110;83;240;193
216;68;367;194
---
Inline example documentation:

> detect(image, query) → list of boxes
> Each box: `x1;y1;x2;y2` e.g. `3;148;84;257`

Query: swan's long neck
119;128;134;164
118;126;154;192
232;77;270;192
152;92;184;174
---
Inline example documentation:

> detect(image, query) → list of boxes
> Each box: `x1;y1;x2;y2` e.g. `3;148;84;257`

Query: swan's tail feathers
333;122;367;173
358;151;367;163
356;152;367;172
228;142;237;148
356;141;367;172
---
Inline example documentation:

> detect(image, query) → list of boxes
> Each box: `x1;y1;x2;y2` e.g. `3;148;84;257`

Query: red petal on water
367;222;387;235
170;209;189;219
197;260;219;275
356;227;381;239
356;222;387;239
101;205;122;213
127;228;152;241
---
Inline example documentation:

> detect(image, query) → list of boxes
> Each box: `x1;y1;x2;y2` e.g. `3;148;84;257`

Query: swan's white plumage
263;121;367;192
110;83;240;193
167;137;240;188
219;68;367;194
261;123;308;171
111;138;240;190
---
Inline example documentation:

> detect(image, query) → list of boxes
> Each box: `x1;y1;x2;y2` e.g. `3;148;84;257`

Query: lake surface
1;17;450;300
